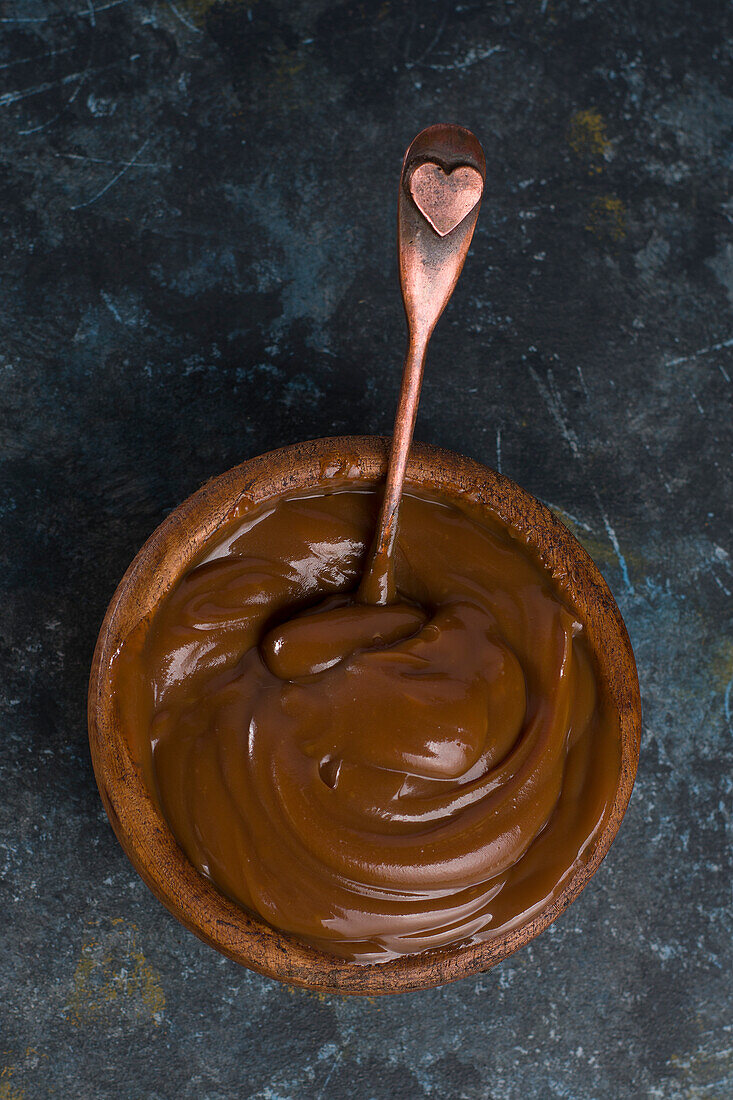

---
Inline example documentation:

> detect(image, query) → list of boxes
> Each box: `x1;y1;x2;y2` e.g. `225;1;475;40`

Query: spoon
262;125;485;678
358;123;486;605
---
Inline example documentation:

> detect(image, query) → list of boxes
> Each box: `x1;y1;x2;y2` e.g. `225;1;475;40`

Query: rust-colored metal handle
359;124;486;604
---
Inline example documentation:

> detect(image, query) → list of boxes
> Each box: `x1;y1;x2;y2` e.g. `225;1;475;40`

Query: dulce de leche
111;484;621;962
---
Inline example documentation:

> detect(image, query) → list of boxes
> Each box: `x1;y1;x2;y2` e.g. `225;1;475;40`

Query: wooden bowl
88;436;640;995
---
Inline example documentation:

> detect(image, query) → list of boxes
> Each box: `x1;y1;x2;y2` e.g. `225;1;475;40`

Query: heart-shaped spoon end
409;162;484;237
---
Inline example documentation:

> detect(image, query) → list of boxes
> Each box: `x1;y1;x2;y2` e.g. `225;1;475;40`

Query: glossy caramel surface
111;485;621;962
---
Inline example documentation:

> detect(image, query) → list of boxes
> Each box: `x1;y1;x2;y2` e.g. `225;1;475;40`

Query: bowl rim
88;435;641;995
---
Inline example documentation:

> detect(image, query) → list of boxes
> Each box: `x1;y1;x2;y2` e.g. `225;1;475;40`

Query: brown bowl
88;436;641;995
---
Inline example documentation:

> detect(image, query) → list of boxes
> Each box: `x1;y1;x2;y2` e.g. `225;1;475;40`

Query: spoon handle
359;124;486;605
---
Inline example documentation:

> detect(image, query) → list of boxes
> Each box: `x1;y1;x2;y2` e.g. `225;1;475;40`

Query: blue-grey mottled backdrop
1;1;732;1097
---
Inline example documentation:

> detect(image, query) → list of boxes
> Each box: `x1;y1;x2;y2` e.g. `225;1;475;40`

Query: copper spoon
260;126;485;677
358;124;486;605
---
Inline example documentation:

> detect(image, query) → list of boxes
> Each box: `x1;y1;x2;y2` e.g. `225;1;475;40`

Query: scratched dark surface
1;1;732;1097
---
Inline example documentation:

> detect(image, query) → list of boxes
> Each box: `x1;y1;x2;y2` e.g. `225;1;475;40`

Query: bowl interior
88;436;641;995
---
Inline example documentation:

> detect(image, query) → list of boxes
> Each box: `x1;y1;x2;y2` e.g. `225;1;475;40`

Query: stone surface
1;1;731;1097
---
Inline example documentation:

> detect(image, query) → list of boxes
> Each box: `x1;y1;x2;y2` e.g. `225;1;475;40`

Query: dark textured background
1;1;732;1097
